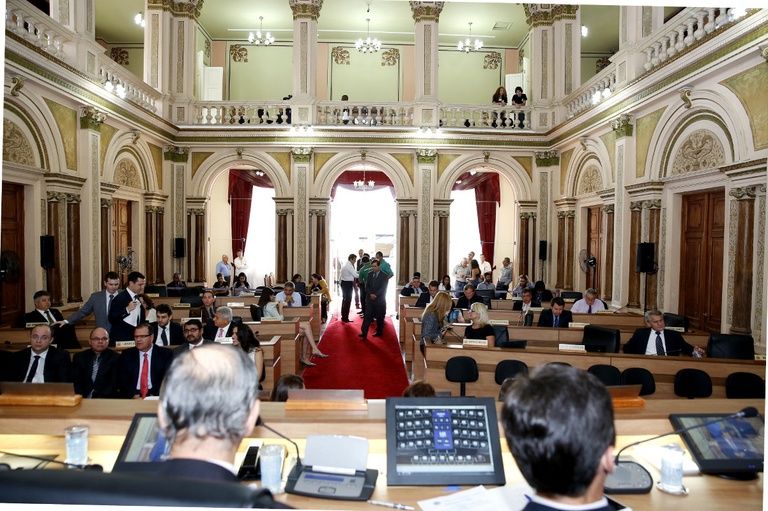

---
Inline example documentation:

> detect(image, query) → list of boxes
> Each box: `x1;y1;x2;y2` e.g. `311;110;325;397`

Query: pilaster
410;1;443;127
289;0;322;116
79;106;105;291
417;148;437;277
292;147;312;277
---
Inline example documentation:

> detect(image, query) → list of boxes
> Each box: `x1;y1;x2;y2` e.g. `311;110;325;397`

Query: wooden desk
0;399;762;510
244;319;301;376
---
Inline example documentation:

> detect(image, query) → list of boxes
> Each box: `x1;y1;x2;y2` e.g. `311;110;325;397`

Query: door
111;200;133;284
679;190;724;332
1;183;25;326
586;206;602;293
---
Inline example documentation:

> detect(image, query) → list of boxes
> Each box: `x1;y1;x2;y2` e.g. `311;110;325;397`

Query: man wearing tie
72;327;119;398
359;260;388;339
117;322;173;398
414;281;440;307
57;271;120;332
154;304;184;346
537;297;573;328
623;310;705;356
203;306;236;341
10;325;72;383
18;290;79;349
173;319;212;356
275;282;308;306
108;271;146;345
570;288;607;314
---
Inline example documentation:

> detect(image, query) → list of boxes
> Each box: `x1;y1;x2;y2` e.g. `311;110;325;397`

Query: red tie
140;353;149;398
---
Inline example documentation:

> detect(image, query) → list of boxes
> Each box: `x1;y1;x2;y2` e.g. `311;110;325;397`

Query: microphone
256;417;302;468
604;407;759;494
0;450;103;472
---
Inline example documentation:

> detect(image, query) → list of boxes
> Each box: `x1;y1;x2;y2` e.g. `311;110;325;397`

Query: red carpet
301;314;409;399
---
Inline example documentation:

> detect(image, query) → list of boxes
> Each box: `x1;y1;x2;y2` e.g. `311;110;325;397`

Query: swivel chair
725;372;765;399
663;313;689;332
445;356;479;397
587;364;622;386
494;360;529;384
581;325;621;353
621;367;656;396
706;334;755;360
674;368;712;399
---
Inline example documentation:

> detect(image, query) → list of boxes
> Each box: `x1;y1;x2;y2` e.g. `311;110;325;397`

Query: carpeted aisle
301;314;409;399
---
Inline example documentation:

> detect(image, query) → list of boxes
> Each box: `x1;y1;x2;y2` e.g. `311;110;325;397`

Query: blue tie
553;315;559;328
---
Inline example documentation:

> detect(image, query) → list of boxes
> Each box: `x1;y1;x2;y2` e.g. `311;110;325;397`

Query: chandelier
458;22;483;53
354;165;375;191
134;12;145;28
249;17;274;45
356;18;381;53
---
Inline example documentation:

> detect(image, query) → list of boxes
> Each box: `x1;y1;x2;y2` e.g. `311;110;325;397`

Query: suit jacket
10;346;73;383
203;321;235;341
173;340;215;358
455;294;484;309
155;321;184;346
200;305;217;323
512;299;542;311
72;348;120;398
534;290;554;303
623;327;695;356
17;309;80;350
365;271;388;302
65;290;114;332
414;292;435;308
108;290;146;344
116;346;173;398
537;308;573;328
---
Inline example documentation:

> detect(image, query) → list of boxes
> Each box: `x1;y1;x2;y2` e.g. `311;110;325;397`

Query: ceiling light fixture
458;22;483;53
354;164;375;191
356;18;381;53
134;12;145;28
248;17;275;45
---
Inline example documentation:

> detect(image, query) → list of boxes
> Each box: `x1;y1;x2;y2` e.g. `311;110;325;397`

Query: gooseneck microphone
256;417;302;468
0;450;103;472
604;407;758;494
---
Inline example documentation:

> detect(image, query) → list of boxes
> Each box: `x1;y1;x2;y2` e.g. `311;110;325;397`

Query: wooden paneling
586;206;602;292
0;183;25;326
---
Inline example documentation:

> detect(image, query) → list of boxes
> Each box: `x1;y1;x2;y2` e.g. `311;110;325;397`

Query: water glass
64;425;89;466
659;447;684;493
260;444;285;494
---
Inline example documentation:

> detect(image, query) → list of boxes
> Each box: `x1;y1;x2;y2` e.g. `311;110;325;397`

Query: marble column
646;200;661;310
313;209;327;276
289;0;322;121
194;212;205;283
627;201;643;309
276;208;291;283
564;211;575;290
519;213;531;278
434;209;450;281
410;1;443;126
602;204;615;301
399;210;411;284
46;192;65;306
730;186;757;335
556;211;566;289
65;194;82;303
145;207;156;284
100;198;113;278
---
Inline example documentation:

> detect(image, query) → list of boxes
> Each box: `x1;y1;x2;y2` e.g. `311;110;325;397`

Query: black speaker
40;235;55;269
173;238;186;258
636;243;655;273
539;240;547;261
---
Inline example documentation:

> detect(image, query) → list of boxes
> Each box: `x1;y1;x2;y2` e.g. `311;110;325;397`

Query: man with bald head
10;324;72;383
72;327;120;398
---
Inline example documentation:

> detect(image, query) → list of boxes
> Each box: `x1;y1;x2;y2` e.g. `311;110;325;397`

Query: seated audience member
166;273;187;296
476;272;496;291
108;271;147;344
57;271;120;332
10;325;72;383
420;292;454;349
18;290;79;349
401;274;428;296
537;297;573;328
117;322;173;399
309;273;332;323
415;280;440;308
496;257;513;296
259;288;327;365
212;273;230;296
438;274;452;292
456;283;484;310
154;304;184;346
570;288;607;314
173;319;211;355
291;273;307;294
275;281;309;306
402;380;436;398
231;323;264;389
232;272;251;296
199;290;217;322
270;374;306;402
510;274;534;297
533;280;553;303
203;306;237;341
137;293;157;326
623;309;705;357
512;288;542;312
502;365;615;511
464;303;496;344
154;343;290;508
72;327;119;398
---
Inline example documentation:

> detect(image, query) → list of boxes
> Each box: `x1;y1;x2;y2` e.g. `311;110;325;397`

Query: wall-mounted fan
578;249;597;273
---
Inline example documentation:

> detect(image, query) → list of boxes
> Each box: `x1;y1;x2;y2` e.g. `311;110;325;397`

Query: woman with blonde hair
420;292;454;350
464;302;496;344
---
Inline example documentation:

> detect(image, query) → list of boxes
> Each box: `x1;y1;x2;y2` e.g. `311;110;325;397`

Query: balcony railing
440;105;531;130
6;0;68;61
195;102;293;125
316;101;414;127
97;56;160;113
565;65;618;119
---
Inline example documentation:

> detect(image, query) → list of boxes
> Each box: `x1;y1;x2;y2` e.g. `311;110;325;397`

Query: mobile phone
237;445;261;480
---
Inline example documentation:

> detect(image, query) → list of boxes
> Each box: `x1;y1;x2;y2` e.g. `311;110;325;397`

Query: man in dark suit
401;274;428;296
455;283;484;309
108;271;146;345
166;272;187;297
199;290;217;322
501;365;616;511
512;288;542;311
10;325;72;383
360;260;388;339
173;319;213;357
537;297;573;328
72;327;119;398
57;271;120;333
415;280;440;307
18;290;79;349
623;309;704;356
117;322;173;398
203;306;236;341
154;304;184;346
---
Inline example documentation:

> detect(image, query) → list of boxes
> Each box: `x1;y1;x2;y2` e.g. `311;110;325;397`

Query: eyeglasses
90;337;109;342
183;327;200;333
134;334;152;339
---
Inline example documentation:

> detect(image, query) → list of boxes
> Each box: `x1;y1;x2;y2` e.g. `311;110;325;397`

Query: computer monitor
669;412;764;478
385;397;506;486
112;413;170;473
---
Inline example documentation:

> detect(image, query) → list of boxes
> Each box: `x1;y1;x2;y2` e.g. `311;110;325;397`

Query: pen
367;499;415;510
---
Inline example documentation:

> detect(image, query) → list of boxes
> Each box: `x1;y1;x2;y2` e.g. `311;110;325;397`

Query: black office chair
180;295;203;308
493;325;510;346
621;367;656;396
272;286;283;293
294;282;307;294
546;361;572;367
499;340;527;349
523;311;534;326
706;334;755;360
494;360;528;385
445;356;479;397
249;304;263;322
581;325;621;353
663;313;689;332
144;285;168;297
560;291;583;300
725;372;765;399
587;364;622;386
674;368;712;399
476;290;495;309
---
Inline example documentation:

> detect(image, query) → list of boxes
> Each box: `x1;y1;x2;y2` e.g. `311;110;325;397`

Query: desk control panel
292;470;366;498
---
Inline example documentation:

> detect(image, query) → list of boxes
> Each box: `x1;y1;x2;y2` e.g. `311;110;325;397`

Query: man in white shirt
233;249;248;284
478;254;492;276
275;282;308;307
108;271;146;345
496;257;513;298
452;258;471;298
570;288;607;314
340;253;358;322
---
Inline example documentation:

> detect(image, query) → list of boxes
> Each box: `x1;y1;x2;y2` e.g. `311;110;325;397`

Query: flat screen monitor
112;413;170;473
385;397;506;486
669;412;764;477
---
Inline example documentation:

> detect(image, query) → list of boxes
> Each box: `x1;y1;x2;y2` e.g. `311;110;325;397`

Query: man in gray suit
359;260;389;339
57;271;120;333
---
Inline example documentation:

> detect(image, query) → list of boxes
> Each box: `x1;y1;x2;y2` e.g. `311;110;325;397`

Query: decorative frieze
46;191;67;202
399;210;418;218
382;49;400;66
535;150;559;167
564;210;576;218
644;199;662;210
229;45;248;63
730;186;757;200
332;47;350;65
434;210;450;218
523;4;579;26
410;1;445;22
145;205;165;214
65;193;81;203
629;201;644;211
187;208;205;216
289;0;323;20
610;114;634;138
147;0;204;18
80;106;106;131
276;209;294;216
603;204;615;213
309;209;327;217
292;147;313;163
164;145;189;162
520;212;537;219
483;53;501;70
110;47;130;65
417;148;437;164
100;198;113;208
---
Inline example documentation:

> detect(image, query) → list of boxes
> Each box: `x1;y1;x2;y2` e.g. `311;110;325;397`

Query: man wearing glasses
72;327;120;398
173;319;213;356
117;322;173;399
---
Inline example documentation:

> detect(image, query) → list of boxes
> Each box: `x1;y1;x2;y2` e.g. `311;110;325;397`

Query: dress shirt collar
529;494;610;511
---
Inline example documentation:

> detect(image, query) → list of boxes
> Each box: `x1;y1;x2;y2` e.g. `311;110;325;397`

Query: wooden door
1;183;25;326
586;206;602;293
679;190;724;332
111;200;133;282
